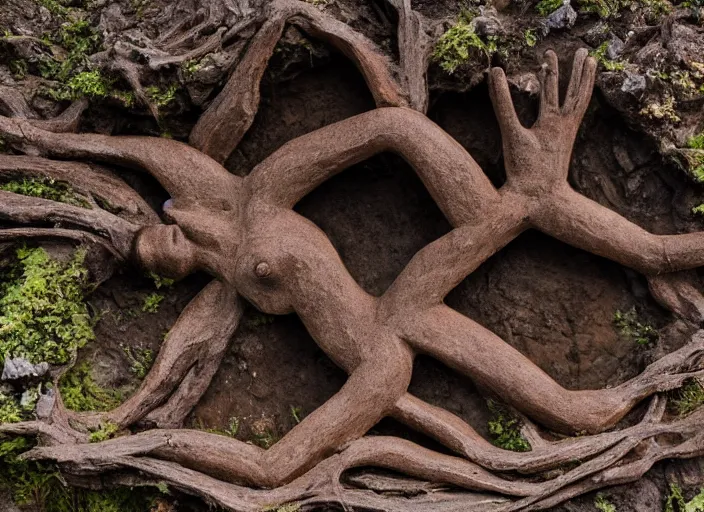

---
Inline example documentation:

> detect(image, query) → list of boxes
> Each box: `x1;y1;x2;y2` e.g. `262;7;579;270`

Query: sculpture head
135;224;199;280
134;199;240;281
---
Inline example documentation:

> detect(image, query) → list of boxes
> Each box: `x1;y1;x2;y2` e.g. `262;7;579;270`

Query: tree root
6;400;704;512
0;191;139;258
0;155;158;225
189;0;407;163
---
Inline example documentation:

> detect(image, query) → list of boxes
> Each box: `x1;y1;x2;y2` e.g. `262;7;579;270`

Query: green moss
686;489;704;512
0;177;89;207
671;379;704;416
290;406;303;424
524;28;538;47
142;292;164;313
613;307;657;345
130;0;151;18
193;416;240;438
677;150;704;183
595;493;617;512
36;0;70;16
37;18;107;101
536;0;563;16
59;362;122;412
148;271;174;289
487;400;531;452
46;70;113;101
0;432;161;511
432;16;499;74
109;89;136;107
687;132;704;150
0;247;94;365
88;421;118;443
590;42;625;71
122;345;154;379
692;204;704;216
182;58;203;78
639;96;681;123
577;0;671;18
0;392;25;424
252;429;279;449
666;483;687;512
9;59;28;80
146;84;179;108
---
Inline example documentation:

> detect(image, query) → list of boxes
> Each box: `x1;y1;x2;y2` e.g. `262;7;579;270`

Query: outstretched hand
489;49;596;189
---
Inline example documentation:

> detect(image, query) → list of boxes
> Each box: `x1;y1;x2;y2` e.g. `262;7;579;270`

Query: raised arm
246;107;500;227
0;114;240;208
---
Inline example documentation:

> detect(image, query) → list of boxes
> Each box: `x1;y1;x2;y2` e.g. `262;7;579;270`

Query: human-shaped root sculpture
1;10;704;509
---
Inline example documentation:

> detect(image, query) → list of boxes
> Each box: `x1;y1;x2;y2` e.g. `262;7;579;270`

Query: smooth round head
134;224;198;280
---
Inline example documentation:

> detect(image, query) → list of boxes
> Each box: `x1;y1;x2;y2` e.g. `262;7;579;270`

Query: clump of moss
142;292;164;313
36;0;71;17
688;132;704;150
595;493;617;512
88;421;118;443
40;18;102;81
0;437;164;512
524;28;538;47
576;0;670;18
1;429;168;511
432;12;499;74
0;392;26;424
671;379;704;417
46;70;112;101
675;150;704;184
692;204;704;216
148;271;174;289
0;177;89;207
9;59;28;80
590;42;625;71
639;96;681;123
181;58;203;78
59;362;122;412
0;247;94;365
146;84;179;108
122;344;154;379
487;400;532;452
613;307;658;345
536;0;563;16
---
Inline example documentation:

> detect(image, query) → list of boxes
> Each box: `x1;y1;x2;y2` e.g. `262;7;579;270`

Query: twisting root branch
0;228;124;261
189;0;408;163
0;155;158;225
0;191;139;258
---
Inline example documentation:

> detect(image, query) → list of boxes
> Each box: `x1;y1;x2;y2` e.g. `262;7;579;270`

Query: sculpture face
134;224;198;280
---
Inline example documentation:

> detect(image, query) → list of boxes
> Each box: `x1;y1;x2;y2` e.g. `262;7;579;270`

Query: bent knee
545;390;628;434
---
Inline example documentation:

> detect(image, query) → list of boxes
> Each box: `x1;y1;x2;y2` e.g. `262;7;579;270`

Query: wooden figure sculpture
1;1;704;510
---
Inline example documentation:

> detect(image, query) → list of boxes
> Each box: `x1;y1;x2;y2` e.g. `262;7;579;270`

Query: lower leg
400;305;640;434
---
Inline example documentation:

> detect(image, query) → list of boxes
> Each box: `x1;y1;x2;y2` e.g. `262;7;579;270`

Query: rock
607;36;625;60
19;387;38;408
1;357;49;381
512;73;541;95
545;1;578;31
583;21;610;47
35;387;55;419
621;71;647;94
472;8;503;37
